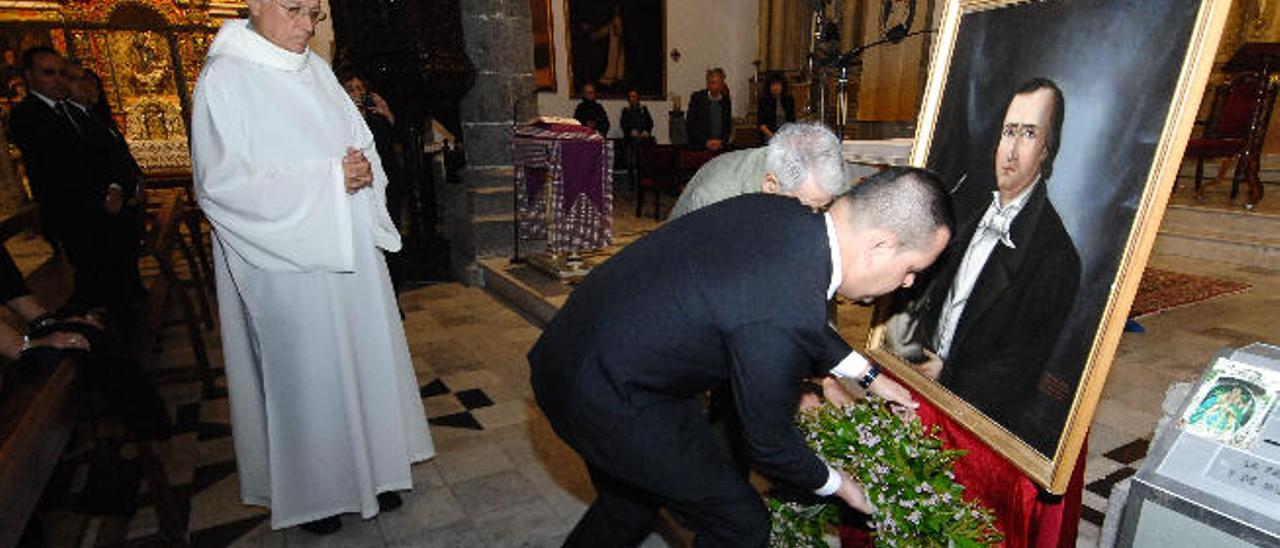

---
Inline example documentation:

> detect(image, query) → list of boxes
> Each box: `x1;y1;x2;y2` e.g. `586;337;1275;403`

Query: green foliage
768;397;1004;547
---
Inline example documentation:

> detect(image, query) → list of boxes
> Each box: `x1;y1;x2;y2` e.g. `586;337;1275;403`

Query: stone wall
453;0;537;284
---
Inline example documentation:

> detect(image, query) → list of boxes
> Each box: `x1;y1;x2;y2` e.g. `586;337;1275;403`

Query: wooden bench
0;192;209;547
0;205;79;548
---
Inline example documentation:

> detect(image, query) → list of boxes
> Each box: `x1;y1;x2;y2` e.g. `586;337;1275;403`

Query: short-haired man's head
764;122;846;205
582;82;597;100
21;46;65;99
62;61;97;106
21;46;60;72
1005;77;1064;181
843;166;954;252
705;67;725;95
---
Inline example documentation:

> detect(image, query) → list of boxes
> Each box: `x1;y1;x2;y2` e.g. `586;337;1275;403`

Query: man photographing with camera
339;73;410;285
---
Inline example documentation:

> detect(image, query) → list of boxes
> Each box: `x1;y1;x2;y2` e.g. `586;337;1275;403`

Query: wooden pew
0;206;79;548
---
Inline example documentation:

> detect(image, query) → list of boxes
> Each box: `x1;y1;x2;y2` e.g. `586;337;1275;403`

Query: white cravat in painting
933;181;1038;359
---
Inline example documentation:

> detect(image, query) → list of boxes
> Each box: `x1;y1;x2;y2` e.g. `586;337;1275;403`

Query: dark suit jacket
86;107;142;198
529;194;850;491
915;182;1080;443
686;89;732;149
9;95;115;240
756;94;795;134
573;99;610;137
620;104;653;136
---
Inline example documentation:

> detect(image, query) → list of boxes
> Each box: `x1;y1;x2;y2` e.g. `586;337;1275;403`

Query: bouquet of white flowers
768;396;1003;547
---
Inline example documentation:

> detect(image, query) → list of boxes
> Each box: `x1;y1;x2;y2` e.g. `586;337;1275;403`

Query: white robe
190;20;433;529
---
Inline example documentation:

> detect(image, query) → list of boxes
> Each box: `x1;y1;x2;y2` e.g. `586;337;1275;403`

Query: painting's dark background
915;0;1202;454
567;0;664;99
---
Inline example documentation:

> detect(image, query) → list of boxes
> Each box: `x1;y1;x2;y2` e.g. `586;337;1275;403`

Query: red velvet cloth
838;393;1086;548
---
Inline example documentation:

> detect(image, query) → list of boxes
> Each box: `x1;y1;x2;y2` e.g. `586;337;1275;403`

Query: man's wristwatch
857;364;881;389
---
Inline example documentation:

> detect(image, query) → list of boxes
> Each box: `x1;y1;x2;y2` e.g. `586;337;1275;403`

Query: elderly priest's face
248;0;323;54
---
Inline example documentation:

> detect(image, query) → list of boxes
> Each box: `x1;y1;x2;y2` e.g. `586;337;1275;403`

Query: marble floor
15;173;1279;547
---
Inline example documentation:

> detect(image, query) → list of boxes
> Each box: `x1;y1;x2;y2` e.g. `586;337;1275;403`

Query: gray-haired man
668;121;866;220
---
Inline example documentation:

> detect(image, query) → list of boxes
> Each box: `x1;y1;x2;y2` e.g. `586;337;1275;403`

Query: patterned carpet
1129;268;1252;319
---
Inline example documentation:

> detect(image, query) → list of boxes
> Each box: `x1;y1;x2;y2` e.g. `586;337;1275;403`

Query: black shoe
299;515;342;535
377;491;403;512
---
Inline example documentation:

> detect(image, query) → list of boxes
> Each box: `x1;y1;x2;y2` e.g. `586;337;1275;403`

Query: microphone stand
510;94;525;265
510;90;538;265
822;29;936;138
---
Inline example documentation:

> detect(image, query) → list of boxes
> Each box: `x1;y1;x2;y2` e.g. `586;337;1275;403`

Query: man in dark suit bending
529;166;954;546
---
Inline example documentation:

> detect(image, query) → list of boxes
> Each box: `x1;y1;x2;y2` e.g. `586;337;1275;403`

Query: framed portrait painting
565;0;664;99
867;0;1231;492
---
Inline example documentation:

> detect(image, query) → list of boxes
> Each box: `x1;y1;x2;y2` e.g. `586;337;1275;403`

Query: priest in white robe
189;0;433;534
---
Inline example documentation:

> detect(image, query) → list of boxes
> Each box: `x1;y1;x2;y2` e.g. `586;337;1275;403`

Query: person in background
573;82;611;137
340;74;405;231
9;48;142;322
340;74;409;287
687;67;732;151
757;72;795;140
669;122;847;220
0;241;172;443
620;88;653;146
64;62;147;306
0;246;90;361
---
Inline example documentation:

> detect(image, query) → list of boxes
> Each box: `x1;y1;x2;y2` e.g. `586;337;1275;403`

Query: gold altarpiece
0;0;246;173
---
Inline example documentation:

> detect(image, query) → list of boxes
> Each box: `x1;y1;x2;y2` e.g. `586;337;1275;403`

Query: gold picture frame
530;0;557;92
867;0;1231;493
564;0;665;99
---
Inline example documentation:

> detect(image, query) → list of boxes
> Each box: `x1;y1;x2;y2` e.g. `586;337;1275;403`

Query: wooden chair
1184;72;1278;208
138;190;214;398
677;148;720;186
0;205;189;547
635;143;680;220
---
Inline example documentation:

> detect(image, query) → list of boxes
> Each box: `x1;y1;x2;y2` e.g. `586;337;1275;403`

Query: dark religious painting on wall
530;0;556;91
867;0;1231;493
565;0;664;99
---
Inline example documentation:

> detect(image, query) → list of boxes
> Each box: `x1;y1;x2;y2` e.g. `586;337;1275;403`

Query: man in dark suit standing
530;166;954;546
686;68;733;151
910;78;1081;449
573;82;611;137
10;47;141;316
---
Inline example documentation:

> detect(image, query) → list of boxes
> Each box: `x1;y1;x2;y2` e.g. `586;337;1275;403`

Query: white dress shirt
933;182;1038;359
813;212;874;496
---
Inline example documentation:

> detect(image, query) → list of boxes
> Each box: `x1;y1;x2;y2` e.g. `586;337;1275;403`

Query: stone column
453;0;537;284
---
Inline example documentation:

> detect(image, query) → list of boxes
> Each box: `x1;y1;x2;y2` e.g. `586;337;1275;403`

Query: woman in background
756;73;795;141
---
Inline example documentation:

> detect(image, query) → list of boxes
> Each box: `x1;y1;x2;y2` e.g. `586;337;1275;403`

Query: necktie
976;207;1017;249
56;101;85;140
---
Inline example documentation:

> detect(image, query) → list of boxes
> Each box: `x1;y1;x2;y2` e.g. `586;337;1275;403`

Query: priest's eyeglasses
275;0;327;23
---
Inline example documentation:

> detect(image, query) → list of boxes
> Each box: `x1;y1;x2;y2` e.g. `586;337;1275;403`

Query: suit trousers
559;399;770;548
59;210;143;321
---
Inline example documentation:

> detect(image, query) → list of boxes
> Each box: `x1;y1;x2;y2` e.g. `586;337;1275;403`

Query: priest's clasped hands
342;146;374;194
